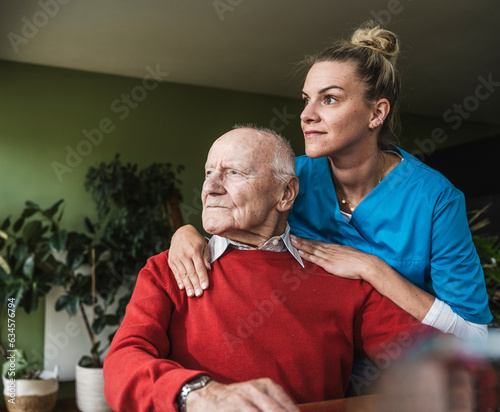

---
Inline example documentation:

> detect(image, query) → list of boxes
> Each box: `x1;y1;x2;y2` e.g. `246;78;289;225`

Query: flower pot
2;367;58;412
75;364;112;412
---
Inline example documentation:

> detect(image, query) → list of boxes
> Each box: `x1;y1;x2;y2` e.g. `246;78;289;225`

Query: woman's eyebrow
302;85;344;96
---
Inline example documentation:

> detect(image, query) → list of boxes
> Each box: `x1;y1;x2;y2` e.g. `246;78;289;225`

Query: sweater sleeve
354;283;438;361
103;253;207;412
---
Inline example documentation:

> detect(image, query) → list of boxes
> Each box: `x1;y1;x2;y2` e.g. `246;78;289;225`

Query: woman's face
300;60;375;159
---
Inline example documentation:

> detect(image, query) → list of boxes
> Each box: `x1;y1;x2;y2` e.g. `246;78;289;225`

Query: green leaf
0;217;11;231
25;201;40;210
13;244;28;261
13;217;25;233
84;218;95;234
22;255;35;278
0;255;11;275
90;341;101;356
2;349;29;379
42;199;65;219
67;248;85;271
22;221;43;244
92;316;107;335
21;208;38;219
22;287;37;314
55;295;71;311
49;230;68;253
67;297;79;316
79;356;93;367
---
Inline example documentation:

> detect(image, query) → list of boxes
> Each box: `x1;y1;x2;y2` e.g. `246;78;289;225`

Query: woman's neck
329;147;397;212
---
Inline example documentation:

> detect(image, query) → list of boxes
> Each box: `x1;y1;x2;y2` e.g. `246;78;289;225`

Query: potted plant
1;345;58;412
0;155;184;411
0;200;68;315
53;154;184;411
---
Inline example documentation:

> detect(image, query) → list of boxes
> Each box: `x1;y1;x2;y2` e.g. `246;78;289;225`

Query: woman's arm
290;236;488;341
169;225;211;297
422;299;488;341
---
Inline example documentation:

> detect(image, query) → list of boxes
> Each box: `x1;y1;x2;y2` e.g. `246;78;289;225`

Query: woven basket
3;392;57;412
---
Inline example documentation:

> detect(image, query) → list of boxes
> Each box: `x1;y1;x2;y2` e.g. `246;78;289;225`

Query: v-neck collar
326;146;408;227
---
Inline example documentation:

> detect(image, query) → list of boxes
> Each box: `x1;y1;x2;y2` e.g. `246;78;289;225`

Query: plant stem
79;301;94;349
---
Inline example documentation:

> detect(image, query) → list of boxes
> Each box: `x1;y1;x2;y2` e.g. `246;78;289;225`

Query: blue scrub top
288;147;492;324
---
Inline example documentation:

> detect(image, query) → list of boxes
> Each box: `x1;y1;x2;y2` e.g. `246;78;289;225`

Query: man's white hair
232;124;296;184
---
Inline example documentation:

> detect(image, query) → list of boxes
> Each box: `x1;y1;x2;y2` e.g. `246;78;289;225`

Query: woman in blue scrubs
169;22;492;340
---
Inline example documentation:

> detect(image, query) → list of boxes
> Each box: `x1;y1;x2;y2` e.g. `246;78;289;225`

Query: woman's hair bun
351;21;399;64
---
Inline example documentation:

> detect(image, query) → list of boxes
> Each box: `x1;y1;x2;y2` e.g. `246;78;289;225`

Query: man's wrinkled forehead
205;130;273;171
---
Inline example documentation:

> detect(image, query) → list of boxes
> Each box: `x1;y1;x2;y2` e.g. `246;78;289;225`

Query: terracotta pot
75;364;112;412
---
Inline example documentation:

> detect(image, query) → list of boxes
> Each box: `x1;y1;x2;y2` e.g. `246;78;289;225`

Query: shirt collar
208;223;304;267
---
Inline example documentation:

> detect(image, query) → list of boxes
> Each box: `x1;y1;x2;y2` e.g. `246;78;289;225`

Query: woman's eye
325;96;337;105
302;97;310;107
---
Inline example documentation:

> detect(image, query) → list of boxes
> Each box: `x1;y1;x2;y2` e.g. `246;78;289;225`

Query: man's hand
169;225;211;297
186;378;300;412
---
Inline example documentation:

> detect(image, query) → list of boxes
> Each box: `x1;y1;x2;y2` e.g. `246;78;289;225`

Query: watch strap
176;375;213;412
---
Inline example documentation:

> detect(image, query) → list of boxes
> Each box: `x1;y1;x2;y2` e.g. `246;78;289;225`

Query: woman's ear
277;176;299;212
369;98;390;130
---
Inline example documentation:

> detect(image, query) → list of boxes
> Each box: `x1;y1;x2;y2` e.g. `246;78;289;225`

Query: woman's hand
169;225;211;297
291;235;435;321
290;235;381;281
187;378;300;412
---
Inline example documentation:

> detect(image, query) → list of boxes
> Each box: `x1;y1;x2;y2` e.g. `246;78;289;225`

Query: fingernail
201;282;208;289
290;235;297;243
178;283;184;290
195;288;202;296
187;289;194;296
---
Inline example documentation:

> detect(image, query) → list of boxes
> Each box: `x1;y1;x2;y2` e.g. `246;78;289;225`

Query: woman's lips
304;130;326;138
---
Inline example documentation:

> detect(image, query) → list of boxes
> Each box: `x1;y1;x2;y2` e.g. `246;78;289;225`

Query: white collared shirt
208;223;304;267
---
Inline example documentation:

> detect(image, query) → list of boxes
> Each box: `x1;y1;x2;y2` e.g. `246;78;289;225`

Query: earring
377;116;384;125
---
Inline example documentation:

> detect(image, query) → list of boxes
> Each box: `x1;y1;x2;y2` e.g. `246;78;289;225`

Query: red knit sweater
104;248;431;411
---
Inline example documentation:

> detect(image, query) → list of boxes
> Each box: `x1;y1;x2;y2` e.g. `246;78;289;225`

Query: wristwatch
176;375;213;412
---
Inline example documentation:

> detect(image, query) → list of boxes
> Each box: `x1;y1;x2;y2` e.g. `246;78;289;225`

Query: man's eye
229;170;239;175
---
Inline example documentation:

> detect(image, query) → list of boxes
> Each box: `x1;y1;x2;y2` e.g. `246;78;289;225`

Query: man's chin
202;220;226;236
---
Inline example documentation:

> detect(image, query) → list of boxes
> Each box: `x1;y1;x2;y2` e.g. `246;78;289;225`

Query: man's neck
223;217;288;248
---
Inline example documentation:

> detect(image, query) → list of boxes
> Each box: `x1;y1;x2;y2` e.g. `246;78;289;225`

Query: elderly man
104;126;433;412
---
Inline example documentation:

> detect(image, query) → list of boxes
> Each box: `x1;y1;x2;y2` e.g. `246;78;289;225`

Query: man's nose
202;172;226;195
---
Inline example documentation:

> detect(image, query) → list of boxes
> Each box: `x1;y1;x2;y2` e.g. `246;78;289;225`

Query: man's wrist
176;375;213;412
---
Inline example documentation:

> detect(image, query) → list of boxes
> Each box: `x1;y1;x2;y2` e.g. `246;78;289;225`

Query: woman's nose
300;101;319;123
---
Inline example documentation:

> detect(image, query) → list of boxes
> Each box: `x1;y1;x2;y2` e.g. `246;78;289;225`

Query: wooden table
299;394;377;412
0;397;79;412
0;395;376;412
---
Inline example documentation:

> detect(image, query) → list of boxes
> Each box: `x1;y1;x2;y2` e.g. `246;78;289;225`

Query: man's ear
277;176;299;212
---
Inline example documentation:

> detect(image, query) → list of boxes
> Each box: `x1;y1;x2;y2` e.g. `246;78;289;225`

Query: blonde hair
305;21;401;147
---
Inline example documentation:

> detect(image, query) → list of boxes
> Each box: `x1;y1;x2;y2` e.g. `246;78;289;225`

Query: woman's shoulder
394;146;464;200
294;155;330;179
